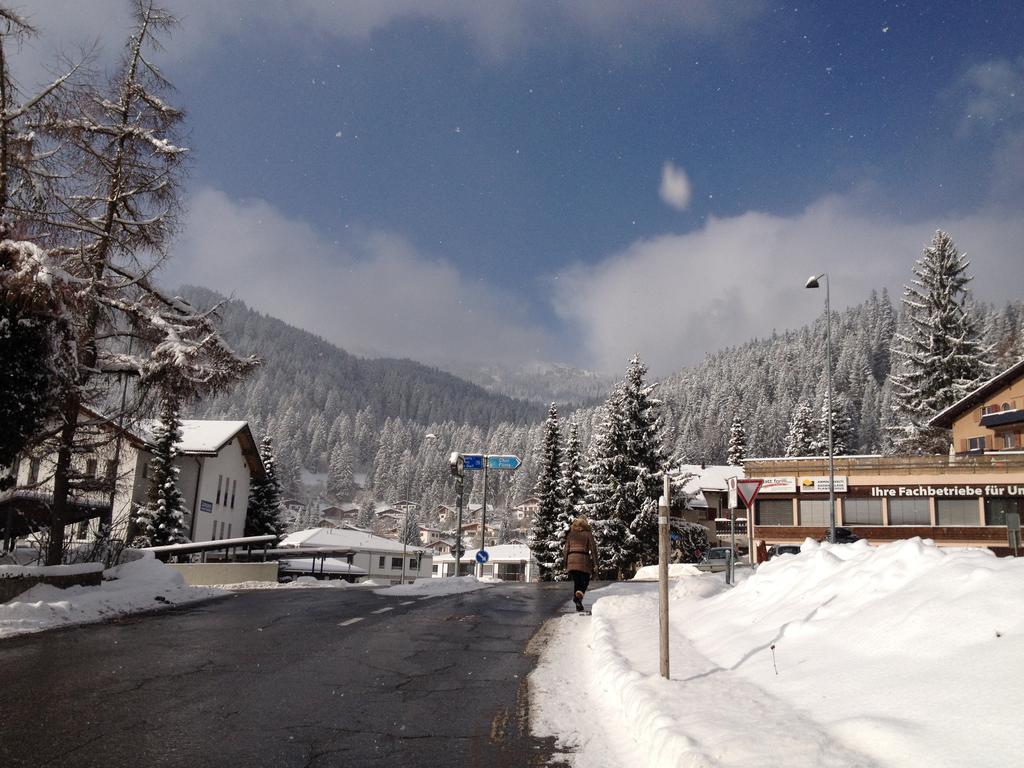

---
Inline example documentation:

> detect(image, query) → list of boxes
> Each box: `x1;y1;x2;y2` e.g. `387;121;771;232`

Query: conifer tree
133;394;188;547
326;444;355;501
890;230;990;452
530;403;562;581
400;507;420;545
551;419;584;579
785;400;818;457
245;435;285;537
727;415;747;466
580;356;666;578
356;498;375;529
814;395;855;456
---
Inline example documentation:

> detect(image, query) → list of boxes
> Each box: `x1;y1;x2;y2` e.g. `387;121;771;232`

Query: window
888;498;930;526
77;521;89;539
104;459;117;483
28;459;40;484
798;500;830;526
936;499;980;526
227;523;232;539
85;458;98;478
230;479;237;509
216;475;223;505
982;404;1000;415
391;557;403;569
967;436;986;452
843;499;882;526
756;500;792;526
378;556;385;568
1002;432;1018;450
1003;402;1013;411
432;564;438;574
409;558;417;570
985;498;1023;526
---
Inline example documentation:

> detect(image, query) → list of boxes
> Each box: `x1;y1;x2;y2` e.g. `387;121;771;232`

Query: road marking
400;601;416;606
338;618;363;627
371;607;394;614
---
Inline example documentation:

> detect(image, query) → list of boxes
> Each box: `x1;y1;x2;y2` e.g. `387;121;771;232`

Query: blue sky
17;1;1024;374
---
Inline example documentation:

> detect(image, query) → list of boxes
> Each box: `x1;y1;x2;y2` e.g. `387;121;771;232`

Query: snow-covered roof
673;464;742;509
136;419;250;454
279;527;428;555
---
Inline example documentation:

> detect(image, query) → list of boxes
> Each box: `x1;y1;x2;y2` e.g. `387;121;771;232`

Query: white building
279;526;433;584
2;410;263;548
432;543;537;581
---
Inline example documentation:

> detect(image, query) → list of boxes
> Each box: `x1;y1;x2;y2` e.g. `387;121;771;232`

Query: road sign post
450;453;521;577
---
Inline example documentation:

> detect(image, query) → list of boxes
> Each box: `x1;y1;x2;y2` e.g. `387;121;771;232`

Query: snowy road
0;582;569;767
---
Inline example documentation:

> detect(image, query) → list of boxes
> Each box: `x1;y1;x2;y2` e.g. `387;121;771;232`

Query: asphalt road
0;582;573;768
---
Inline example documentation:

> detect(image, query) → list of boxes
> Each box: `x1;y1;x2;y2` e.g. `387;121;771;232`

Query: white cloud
164;187;554;367
659;161;693;211
552;197;1024;375
954;57;1024;134
12;0;765;73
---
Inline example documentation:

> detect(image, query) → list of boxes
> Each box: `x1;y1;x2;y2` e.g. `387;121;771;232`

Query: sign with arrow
734;479;764;509
486;454;521;470
475;550;490;564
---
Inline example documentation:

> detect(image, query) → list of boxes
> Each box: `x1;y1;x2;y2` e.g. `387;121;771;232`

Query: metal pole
479;460;488;576
825;274;836;544
729;501;736;586
401;506;408;584
658;475;670;680
454;476;464;577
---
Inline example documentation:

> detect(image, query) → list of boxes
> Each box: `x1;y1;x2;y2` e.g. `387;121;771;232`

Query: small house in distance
279;526;432;585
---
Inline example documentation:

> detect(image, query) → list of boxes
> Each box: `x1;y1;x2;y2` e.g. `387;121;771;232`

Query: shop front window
798;499;830;526
935;499;980;526
756;499;792;526
843;498;882;526
888;498;930;526
985;498;1023;526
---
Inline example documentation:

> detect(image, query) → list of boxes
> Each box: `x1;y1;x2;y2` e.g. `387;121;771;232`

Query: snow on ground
531;538;1024;768
0;553;224;639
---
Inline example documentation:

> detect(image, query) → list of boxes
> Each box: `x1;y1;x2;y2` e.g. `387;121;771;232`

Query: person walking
563;516;600;612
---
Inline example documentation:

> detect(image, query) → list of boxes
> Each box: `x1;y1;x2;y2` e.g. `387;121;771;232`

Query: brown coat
564;529;600;575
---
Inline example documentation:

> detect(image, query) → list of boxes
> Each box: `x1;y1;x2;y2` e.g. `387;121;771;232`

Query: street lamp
805;273;836;544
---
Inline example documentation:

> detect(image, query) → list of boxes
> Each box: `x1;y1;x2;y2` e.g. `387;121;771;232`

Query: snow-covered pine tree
890;230;991;452
727;414;747;466
245;435;285;538
785;400;818;457
497;510;512;544
132;394;188;547
356;498;375;529
813;394;855;456
580;356;667;579
326;444;355;501
551;419;584;580
530;403;562;581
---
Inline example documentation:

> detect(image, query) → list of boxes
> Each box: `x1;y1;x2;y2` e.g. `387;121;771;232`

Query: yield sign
735;479;763;509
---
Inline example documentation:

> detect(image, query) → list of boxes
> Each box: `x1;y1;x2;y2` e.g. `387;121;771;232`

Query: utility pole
658;474;671;680
449;453;465;578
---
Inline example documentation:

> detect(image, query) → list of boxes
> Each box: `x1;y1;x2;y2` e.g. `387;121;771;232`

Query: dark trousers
569;570;591;596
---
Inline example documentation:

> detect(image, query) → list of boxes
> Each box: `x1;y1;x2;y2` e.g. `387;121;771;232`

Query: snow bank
0;553;224;639
533;539;1024;767
631;563;704;581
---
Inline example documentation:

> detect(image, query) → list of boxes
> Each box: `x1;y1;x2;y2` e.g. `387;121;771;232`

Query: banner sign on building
758;477;797;494
799;476;849;493
862;483;1024;498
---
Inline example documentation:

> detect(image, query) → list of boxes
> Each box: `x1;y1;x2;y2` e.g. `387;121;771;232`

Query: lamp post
805;273;836;544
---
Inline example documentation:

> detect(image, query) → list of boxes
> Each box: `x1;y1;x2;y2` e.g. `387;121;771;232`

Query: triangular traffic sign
735;479;763;509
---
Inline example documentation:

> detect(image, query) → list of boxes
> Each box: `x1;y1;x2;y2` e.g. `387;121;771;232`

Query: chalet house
2;411;263;550
510;497;539;525
930;358;1024;455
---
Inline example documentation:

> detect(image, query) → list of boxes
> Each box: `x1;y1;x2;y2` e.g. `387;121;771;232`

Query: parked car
704;546;738;565
822;527;862;544
767;544;801;559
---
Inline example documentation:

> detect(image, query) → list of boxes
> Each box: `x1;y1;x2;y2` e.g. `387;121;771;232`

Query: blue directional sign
486;454;522;470
462;454;484;470
475;550;490;564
